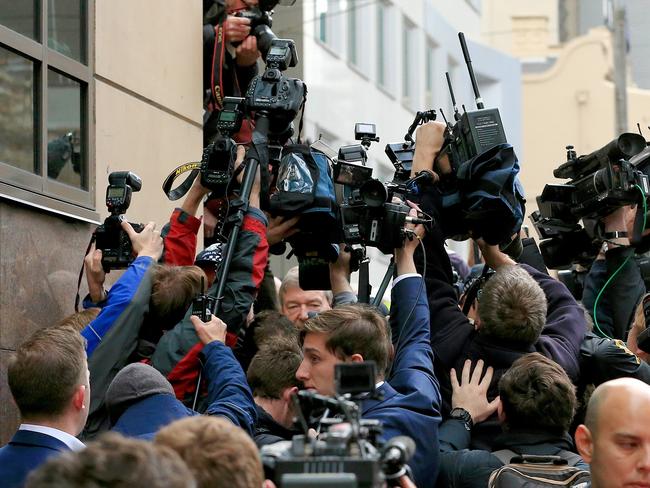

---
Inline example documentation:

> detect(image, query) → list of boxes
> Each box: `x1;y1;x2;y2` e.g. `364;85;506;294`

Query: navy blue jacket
0;430;70;488
362;275;441;488
111;340;257;438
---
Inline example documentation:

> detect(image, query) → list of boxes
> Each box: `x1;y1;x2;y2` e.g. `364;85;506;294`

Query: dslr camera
200;96;244;197
94;171;144;272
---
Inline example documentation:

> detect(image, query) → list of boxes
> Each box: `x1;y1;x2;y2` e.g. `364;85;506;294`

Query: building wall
0;0;203;444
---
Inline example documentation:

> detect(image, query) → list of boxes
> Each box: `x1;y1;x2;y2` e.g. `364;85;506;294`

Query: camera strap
74;233;97;312
162;162;202;201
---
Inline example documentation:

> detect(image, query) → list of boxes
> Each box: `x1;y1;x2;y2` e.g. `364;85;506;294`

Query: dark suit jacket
362;275;442;488
0;430;71;488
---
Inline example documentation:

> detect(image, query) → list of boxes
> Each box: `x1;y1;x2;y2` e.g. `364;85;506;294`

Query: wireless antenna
638;123;644;136
445;72;461;121
459;32;484;110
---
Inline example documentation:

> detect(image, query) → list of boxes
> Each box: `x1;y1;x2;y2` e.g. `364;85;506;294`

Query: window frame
0;0;97;223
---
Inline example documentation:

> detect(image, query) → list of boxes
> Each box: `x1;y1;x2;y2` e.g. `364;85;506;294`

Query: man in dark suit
295;209;442;488
0;325;89;488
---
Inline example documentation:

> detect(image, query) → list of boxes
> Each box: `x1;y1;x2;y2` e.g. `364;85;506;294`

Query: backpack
488;450;591;488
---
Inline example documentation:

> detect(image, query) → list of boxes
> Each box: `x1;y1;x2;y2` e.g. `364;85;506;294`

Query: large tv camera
335;123;431;256
262;362;415;488
95;171;144;272
531;134;650;269
403;32;525;249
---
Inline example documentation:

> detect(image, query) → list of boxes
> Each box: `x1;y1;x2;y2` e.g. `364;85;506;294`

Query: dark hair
499;353;576;433
8;325;87;419
253;310;298;347
155;416;264;488
478;265;547;345
25;432;194;488
150;264;205;330
247;338;302;398
300;304;391;376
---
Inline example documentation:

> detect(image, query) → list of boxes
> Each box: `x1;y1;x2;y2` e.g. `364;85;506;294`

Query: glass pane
0;0;38;40
0;46;37;173
47;69;85;189
48;0;85;63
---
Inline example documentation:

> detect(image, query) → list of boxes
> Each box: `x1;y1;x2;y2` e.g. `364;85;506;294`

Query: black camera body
244;39;305;138
95;171;144;272
200;97;244;196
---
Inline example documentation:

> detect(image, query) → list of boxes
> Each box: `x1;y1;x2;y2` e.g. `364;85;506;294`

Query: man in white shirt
0;325;89;488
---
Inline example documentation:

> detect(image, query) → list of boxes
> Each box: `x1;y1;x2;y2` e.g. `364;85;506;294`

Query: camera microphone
381;435;415;478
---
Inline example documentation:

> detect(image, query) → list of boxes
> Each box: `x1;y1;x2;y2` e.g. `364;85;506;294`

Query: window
0;0;94;219
347;1;357;65
315;0;343;54
376;1;392;89
425;40;437;109
402;17;417;108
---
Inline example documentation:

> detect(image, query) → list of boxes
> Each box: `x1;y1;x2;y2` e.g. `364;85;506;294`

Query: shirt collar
19;424;86;451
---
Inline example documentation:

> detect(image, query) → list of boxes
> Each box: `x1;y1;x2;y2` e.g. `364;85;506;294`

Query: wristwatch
449;407;474;431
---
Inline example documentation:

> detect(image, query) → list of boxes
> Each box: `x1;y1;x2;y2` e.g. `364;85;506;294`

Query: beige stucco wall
520;27;650;219
482;0;560;58
94;0;203;228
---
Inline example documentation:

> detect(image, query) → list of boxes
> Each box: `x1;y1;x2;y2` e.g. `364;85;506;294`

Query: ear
282;386;299;404
497;401;506;424
71;384;86;412
574;424;594;463
349;353;364;363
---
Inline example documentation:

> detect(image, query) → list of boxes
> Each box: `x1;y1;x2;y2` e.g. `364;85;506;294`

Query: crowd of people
3;1;650;487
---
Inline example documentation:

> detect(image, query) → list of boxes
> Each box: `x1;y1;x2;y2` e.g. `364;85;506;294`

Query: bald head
584;378;650;436
576;378;650;488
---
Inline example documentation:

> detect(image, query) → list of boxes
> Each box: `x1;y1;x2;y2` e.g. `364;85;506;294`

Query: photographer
105;314;256;438
151;146;270;407
203;0;261;145
295;206;441;488
581;205;645;340
414;121;585;449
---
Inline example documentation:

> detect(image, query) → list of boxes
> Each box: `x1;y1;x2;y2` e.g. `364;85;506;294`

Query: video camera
387;32;525;250
335;123;430;256
262;362;415;488
531;134;650;269
94;171;144;272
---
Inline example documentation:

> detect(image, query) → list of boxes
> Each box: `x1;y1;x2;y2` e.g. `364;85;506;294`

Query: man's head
575;378;650;488
226;0;258;12
498;353;576;434
478;265;547;345
8;325;89;435
279;266;332;327
25;432;194;488
247;338;302;428
296;304;390;396
149;264;206;330
54;308;100;332
155;416;264;488
105;363;176;426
